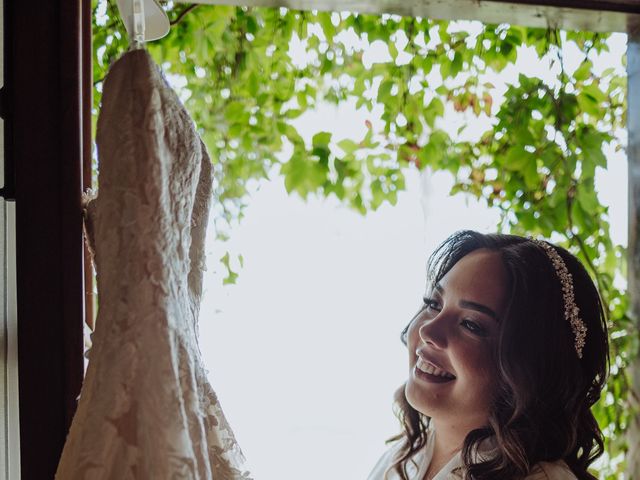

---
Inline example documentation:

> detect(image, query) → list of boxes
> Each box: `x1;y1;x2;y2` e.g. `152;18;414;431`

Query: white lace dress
56;49;251;480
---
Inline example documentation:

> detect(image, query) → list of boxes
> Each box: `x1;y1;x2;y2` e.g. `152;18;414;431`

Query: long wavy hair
387;231;609;480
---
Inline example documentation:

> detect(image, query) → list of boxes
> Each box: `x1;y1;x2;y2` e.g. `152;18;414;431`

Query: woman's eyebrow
433;283;499;322
459;300;499;322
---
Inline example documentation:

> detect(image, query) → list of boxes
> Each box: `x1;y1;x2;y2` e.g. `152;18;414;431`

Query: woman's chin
404;378;438;417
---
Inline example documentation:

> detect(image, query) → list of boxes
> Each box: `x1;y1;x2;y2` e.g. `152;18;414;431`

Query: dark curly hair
387;231;609;480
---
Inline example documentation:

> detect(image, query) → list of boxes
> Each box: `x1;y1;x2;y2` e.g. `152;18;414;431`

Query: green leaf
220;252;239;285
576;93;599;116
573;60;592;82
285;108;303;119
337;138;359;154
312;131;332;149
450;51;463;77
523;158;539;189
503;146;534;172
582;82;608;103
418;130;448;168
576;185;599;212
424;97;445;128
225;101;249;125
318;12;335;40
247;71;260;97
579;129;608;173
388;41;398;60
377;79;394;104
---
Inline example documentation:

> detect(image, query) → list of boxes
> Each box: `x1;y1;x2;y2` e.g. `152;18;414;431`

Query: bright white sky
197;26;628;480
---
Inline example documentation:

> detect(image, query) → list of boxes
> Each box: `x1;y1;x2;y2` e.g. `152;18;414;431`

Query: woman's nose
418;313;448;349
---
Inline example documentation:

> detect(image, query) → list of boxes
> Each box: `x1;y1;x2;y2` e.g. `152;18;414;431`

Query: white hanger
116;0;170;46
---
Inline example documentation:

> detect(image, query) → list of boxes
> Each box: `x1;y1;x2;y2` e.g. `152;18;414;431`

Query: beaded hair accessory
531;239;587;359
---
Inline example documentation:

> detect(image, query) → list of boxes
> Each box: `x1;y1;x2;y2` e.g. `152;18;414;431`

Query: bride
368;231;608;480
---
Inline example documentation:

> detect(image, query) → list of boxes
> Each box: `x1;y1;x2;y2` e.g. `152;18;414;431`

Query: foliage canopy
93;1;631;476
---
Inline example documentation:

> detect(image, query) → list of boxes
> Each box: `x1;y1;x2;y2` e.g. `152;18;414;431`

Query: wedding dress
56;49;252;480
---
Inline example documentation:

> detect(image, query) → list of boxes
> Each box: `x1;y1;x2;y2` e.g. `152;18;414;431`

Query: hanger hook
115;0;170;48
132;0;145;49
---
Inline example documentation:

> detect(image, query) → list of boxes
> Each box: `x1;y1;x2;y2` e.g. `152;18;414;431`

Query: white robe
367;430;578;480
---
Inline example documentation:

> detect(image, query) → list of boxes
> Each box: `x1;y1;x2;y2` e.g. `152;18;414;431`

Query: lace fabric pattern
56;49;252;480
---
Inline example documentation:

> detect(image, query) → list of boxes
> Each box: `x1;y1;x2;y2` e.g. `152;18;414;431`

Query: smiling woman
368;231;609;480
407;250;506;449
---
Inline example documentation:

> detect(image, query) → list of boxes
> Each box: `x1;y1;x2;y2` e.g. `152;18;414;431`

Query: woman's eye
461;319;488;336
422;298;441;311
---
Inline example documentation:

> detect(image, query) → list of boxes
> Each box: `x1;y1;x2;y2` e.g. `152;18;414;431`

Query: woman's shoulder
366;440;428;480
525;460;578;480
367;443;397;480
367;441;406;480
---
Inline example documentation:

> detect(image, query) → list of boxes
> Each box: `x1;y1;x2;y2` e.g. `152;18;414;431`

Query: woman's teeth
416;358;455;379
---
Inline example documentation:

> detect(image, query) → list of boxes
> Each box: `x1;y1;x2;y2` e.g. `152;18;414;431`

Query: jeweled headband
531;239;587;359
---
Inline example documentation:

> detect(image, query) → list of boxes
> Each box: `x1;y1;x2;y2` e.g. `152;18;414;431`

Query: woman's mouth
414;357;456;383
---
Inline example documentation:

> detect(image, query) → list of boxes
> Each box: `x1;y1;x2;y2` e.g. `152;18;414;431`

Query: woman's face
405;249;508;431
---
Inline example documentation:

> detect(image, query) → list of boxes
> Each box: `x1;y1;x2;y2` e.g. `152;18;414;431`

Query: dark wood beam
626;15;640;480
494;0;640;12
83;0;95;328
5;0;87;478
190;0;640;32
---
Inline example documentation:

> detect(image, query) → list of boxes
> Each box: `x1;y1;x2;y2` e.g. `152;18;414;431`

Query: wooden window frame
3;1;637;478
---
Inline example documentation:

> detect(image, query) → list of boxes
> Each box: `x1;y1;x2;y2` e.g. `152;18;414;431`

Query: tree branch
170;4;199;26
